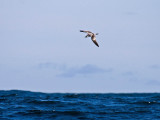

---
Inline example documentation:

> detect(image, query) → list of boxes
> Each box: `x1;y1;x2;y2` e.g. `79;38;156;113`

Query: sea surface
0;90;160;120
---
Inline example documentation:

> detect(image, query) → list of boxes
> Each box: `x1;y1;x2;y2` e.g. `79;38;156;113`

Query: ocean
0;90;160;120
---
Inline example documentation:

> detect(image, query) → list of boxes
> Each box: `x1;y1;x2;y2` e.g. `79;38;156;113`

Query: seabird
80;30;99;47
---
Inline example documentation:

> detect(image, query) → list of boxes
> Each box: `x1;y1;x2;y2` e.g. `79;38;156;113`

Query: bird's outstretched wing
80;30;92;33
91;34;99;47
92;40;99;47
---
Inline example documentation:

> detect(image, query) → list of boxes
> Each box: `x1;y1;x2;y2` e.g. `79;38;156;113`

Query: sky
0;0;160;93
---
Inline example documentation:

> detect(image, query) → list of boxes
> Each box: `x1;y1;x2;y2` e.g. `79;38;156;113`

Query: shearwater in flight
80;30;99;47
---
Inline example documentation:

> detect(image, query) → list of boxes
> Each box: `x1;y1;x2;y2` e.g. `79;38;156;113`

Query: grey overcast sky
0;0;160;93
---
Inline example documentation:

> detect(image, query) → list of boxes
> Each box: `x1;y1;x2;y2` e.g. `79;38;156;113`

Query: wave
0;90;160;119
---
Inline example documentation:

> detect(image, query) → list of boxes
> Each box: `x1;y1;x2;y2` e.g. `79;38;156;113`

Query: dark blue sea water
0;90;160;120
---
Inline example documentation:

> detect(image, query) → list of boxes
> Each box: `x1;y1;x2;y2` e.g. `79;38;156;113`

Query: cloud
122;71;134;76
37;63;113;78
58;64;112;78
125;12;138;16
149;64;160;69
146;80;160;86
121;71;138;82
37;62;66;70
